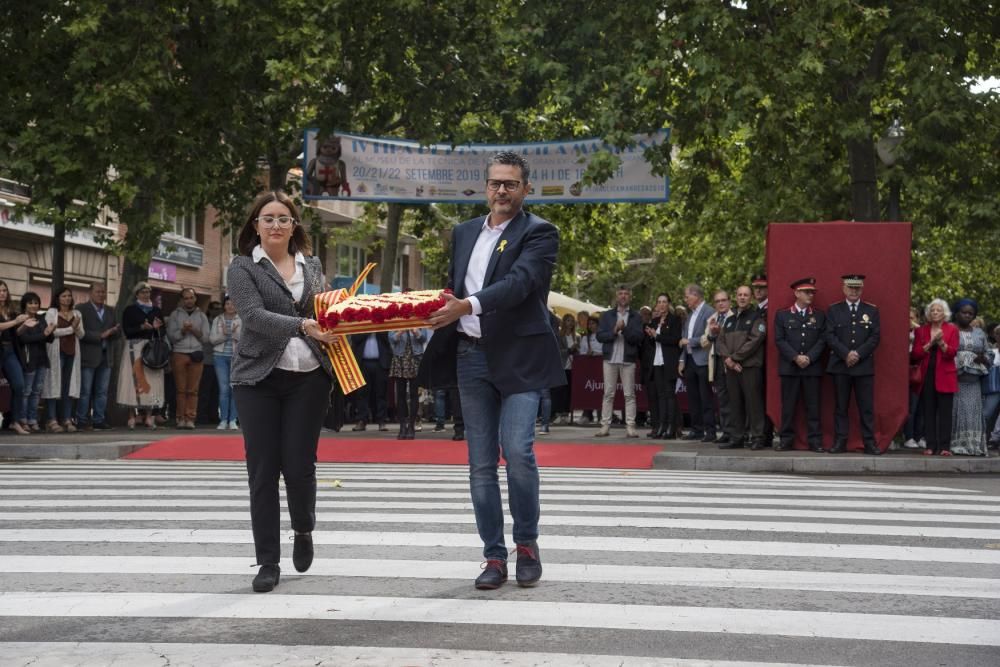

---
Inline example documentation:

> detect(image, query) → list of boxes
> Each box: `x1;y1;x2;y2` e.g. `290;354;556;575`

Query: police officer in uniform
774;278;826;452
715;285;767;450
751;272;774;446
824;274;881;455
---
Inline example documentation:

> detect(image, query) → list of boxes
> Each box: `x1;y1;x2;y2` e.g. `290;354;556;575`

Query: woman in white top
42;287;84;432
227;191;338;593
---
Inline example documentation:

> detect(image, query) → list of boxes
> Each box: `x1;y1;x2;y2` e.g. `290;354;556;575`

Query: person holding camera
167;287;210;429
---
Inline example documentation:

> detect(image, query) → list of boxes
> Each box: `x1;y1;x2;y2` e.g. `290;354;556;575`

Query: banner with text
302;129;669;204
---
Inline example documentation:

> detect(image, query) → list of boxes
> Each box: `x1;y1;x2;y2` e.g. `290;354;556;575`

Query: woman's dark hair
236;190;311;257
20;292;41;313
0;279;10;318
50;286;73;310
657;292;672;303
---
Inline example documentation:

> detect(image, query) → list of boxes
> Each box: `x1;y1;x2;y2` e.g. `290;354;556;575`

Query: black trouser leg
235;368;332;565
742;367;765;439
854;375;876;445
803;376;822;446
725;369;745;441
450;387;464;432
652;365;671;433
646;376;660;432
778;375;801;444
714;363;731;436
832;374;852;443
684;363;704;433
921;383;953;454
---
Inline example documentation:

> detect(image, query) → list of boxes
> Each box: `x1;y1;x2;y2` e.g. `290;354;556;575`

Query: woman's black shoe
252;564;280;592
293;533;314;572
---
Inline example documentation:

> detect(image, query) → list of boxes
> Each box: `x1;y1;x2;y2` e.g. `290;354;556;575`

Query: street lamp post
876;120;905;222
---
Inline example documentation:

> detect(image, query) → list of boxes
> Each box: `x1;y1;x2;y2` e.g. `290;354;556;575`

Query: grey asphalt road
0;460;998;666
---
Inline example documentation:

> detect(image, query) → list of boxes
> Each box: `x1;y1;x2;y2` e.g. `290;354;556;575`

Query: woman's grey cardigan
226;254;334;386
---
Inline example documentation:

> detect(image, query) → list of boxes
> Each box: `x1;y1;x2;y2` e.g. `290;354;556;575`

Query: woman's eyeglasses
257;215;297;228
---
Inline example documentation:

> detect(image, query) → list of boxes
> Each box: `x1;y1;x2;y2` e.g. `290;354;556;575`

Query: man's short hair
685;283;705;299
90;282;106;292
616;284;631;292
180;287;196;297
486;151;530;180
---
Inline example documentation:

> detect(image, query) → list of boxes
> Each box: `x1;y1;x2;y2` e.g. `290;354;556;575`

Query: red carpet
125;436;662;469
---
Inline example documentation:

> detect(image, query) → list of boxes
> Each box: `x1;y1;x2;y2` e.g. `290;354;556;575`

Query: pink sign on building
149;261;176;282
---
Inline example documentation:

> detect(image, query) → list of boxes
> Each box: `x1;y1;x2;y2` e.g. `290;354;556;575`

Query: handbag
142;331;172;369
908;363;923;387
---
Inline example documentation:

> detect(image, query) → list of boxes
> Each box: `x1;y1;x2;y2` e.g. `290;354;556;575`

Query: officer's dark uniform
751;273;774;445
824;275;880;454
774;278;826;452
715;304;766;448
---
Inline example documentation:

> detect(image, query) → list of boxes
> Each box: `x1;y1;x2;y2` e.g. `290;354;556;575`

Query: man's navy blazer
426;209;566;397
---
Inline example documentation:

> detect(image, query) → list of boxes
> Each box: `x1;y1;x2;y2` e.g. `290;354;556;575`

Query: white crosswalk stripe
1;460;998;667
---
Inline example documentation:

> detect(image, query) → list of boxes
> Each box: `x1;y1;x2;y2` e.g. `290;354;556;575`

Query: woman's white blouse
252;245;320;373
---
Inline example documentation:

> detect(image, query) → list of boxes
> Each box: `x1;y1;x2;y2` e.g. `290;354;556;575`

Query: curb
652;450;1000;474
0;441;150;461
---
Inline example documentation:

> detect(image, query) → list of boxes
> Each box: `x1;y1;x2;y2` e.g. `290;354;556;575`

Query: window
161;210;199;241
336;244;366;279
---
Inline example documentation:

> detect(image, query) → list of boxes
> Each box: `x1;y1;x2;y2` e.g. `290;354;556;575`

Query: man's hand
846;350;860;367
101;324;120;339
614;319;625;333
795;354;810;369
428;293;473;330
644;326;655;338
679;337;689;348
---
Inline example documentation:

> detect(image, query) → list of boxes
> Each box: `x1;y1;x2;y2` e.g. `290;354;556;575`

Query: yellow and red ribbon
314;262;377;394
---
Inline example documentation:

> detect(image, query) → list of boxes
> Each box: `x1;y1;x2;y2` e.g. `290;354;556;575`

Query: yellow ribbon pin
497;240;508;253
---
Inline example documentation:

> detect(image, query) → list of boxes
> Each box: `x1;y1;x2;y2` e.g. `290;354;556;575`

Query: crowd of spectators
1;276;997;454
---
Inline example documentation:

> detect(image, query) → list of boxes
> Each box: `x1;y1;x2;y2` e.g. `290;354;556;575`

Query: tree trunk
268;153;287;191
380;203;404;293
847;138;879;222
51;219;66;295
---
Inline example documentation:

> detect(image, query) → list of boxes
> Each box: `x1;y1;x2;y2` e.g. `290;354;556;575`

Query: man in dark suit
824;274;881;455
680;283;716;441
76;283;120;429
774;277;826;452
349;332;391;431
428;151;564;591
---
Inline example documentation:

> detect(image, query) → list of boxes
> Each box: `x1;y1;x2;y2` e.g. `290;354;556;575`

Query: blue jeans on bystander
214;355;238;423
1;345;26;423
77;352;111;426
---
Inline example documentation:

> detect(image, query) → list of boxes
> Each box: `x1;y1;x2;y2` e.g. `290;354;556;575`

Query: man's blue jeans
457;341;541;561
77;351;111;425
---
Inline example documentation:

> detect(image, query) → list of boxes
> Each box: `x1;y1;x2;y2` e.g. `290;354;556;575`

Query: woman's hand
302;319;338;344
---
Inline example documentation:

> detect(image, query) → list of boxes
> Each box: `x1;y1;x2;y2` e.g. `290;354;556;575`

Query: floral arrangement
317;289;449;332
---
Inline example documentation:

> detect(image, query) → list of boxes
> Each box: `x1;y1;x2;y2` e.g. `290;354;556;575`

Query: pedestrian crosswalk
1;461;998;666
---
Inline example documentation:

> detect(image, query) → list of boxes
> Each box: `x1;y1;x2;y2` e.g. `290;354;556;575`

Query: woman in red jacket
911;299;959;455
